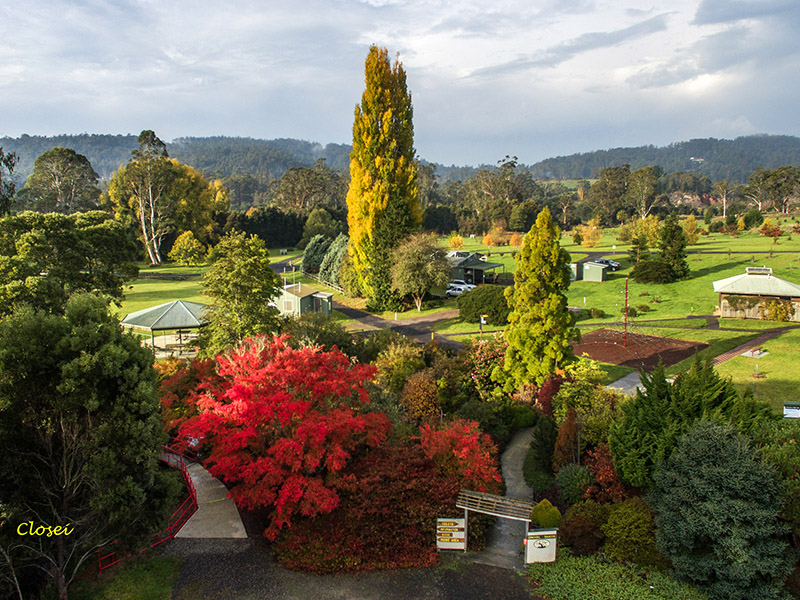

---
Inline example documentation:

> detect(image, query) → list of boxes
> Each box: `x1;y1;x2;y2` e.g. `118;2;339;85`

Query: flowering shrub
419;419;502;493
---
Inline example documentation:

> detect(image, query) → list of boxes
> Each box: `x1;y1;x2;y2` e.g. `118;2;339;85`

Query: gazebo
121;300;207;353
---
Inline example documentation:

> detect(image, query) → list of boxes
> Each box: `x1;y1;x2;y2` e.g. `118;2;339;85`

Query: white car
449;279;476;290
445;283;469;297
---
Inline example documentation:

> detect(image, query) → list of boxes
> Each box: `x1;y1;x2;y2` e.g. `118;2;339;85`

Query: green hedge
457;284;510;325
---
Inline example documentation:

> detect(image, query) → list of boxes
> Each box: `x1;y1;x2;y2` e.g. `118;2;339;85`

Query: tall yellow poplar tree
346;46;422;309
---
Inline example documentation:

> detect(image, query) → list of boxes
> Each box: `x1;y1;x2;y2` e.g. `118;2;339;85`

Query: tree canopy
498;207;578;388
19;147;100;213
199;231;281;355
0;148;17;216
390;233;451;311
346;46;422;308
0;211;138;315
0;294;178;599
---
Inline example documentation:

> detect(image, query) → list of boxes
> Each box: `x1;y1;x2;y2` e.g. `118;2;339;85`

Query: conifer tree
497;207;578;388
346;46;422;309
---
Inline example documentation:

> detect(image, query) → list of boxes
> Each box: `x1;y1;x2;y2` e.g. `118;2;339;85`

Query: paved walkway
473;427;534;570
175;462;247;539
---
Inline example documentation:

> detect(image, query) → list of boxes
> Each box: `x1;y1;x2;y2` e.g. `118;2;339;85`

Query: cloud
467;13;671;78
692;0;799;25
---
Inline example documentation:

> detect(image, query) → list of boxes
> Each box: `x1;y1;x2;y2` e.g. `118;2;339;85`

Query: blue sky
2;0;799;165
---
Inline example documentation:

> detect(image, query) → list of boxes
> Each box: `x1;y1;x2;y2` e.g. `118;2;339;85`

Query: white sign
436;518;466;550
525;528;558;563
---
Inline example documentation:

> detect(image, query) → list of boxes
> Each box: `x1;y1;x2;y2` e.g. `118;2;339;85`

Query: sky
2;0;799;166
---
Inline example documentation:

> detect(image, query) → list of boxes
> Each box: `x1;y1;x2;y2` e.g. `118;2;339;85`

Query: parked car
449;279;476;290
594;258;621;271
445;283;469;297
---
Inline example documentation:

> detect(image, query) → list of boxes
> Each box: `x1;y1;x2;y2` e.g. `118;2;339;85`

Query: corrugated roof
712;270;800;296
121;300;206;331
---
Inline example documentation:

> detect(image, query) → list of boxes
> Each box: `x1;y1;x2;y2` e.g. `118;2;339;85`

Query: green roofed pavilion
121;300;207;352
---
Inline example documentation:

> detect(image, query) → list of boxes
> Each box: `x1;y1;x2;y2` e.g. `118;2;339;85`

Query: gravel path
161;536;535;599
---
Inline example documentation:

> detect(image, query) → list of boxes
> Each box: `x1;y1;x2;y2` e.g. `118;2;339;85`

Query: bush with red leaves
273;442;490;573
177;335;392;539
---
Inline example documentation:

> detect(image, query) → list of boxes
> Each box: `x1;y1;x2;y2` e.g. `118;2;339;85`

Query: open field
714;327;800;413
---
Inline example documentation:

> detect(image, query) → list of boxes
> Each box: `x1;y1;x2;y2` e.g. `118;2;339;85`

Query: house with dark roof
712;267;800;321
446;251;504;285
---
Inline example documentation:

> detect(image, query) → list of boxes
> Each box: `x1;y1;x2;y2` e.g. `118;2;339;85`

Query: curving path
175;462;247;539
472;427;534;570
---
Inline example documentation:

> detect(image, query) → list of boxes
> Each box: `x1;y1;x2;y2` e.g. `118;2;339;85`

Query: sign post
436;518;467;551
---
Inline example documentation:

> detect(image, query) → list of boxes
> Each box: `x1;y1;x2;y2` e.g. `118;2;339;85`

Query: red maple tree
178;335;392;539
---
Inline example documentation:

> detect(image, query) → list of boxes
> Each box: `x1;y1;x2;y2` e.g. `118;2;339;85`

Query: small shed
713;267;800;321
582;261;609;282
446;251;504;285
121;300;206;351
277;283;333;318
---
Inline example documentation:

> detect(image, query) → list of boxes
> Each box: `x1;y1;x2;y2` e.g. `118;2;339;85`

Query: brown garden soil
573;327;709;369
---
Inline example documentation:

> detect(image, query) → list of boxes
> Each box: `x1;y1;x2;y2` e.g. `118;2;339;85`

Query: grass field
715;327;800;413
70;556;182;600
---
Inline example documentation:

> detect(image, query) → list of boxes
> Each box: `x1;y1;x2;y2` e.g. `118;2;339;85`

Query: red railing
98;446;198;573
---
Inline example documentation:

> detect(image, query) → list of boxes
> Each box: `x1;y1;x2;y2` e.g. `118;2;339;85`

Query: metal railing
98;445;198;573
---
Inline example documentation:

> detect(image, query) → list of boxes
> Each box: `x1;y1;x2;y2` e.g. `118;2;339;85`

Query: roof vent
746;267;772;276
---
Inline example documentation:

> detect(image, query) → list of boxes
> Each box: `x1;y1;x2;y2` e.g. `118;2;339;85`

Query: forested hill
528;135;800;182
2;133;800;184
0;134;352;181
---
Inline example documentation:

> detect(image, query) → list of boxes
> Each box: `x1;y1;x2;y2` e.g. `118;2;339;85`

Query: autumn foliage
582;443;626;503
419;419;502;493
177;335;392;539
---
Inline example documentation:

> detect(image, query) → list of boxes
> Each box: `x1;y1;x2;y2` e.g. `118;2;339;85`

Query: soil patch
573;328;708;370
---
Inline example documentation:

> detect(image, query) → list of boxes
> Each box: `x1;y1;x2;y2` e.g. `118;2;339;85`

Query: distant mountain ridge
2;133;799;184
527;135;800;182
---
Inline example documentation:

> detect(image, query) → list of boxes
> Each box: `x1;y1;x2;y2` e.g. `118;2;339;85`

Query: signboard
785;403;800;419
436;518;466;550
525;528;558;563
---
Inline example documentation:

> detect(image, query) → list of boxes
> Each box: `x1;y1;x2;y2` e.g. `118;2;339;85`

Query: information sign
436;518;466;550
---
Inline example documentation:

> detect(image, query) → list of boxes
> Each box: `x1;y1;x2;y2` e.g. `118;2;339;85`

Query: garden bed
572;328;708;369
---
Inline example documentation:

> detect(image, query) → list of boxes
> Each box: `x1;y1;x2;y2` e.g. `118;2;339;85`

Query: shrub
760;298;795;322
375;340;426;393
650;422;792;600
744;208;763;229
636;304;650;313
552;408;580;472
401;370;441;423
523;416;558;491
620;306;638;318
602;497;663;568
708;220;724;233
273;442;466;572
317;233;348;286
457;284;510;325
631;259;674;283
556;464;594;506
589;307;605;319
465;336;508;400
536;375;563;418
582;444;626;503
419;419;502;493
530;499;562;528
448;232;464;250
559;500;610;555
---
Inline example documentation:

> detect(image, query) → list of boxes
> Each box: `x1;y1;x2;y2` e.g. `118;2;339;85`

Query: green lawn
70;556;182;600
715;327;800;414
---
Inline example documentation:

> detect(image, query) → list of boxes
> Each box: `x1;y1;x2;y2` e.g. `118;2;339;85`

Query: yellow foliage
449;233;464;250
